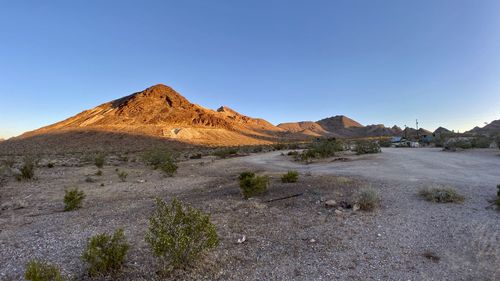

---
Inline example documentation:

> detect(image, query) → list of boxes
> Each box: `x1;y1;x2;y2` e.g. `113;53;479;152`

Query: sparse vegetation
287;150;299;156
2;156;15;168
354;140;381;155
189;153;202;159
64;188;86;211
143;148;178;176
82;229;130;277
238;172;269;198
355;186;379;211
94;153;106;168
378;139;392;148
47;162;55;168
25;260;64;281
213;147;239;158
145;198;219;273
281;170;299;183
471;136;491;148
418;186;464;203
298;138;344;161
19;156;37;180
496;184;500;209
117;170;128;182
95;170;103;176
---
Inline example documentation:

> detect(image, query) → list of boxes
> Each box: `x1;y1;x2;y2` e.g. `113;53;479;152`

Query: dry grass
419;185;464;203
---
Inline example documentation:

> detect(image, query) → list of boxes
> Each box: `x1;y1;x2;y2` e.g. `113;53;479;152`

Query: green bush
25;260;64;281
298;139;344;161
117;170;128;182
418;186;464;203
238;172;269;198
355;187;380;211
281;170;299;183
64;188;86;211
213;147;239;158
82;229;130;277
94;154;106;168
143;148;178;176
354;140;381;155
471;136;491;148
378;139;392;148
145;198;219;273
19;156;37;180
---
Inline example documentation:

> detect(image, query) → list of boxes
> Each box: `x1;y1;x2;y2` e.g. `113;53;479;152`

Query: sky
1;0;500;139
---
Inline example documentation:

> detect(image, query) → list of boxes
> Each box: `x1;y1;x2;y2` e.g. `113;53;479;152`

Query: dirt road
242;147;500;187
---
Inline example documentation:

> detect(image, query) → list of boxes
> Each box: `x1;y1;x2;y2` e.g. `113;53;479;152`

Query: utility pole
416;119;420;141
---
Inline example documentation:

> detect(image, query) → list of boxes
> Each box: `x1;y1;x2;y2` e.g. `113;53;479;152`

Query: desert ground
1;147;499;280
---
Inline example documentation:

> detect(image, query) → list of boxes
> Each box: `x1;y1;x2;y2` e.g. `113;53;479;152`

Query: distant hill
14;84;289;147
278;115;400;138
467;119;500;136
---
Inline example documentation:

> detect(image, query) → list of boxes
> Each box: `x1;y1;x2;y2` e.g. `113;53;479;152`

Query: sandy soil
0;148;499;280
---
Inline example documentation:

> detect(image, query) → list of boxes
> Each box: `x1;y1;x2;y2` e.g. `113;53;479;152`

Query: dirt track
242;148;500;187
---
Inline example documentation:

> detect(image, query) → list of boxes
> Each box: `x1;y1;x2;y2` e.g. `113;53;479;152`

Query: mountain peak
318;115;364;129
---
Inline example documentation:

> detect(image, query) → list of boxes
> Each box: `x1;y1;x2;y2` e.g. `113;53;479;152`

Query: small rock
325;200;337;207
137;179;146;183
309;239;316;243
334;209;343;215
352;204;360;211
237;235;246;244
377;233;382;237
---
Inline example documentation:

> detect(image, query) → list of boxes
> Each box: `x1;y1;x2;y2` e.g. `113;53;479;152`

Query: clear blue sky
1;0;500;138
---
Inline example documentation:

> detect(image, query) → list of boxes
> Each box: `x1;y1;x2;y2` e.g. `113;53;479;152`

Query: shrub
299;139;344;161
189;153;202;159
496;185;500;208
82;229;130;277
94;154;106;168
47;162;55;168
471;136;491;148
355;187;379;211
2;157;15;168
143;148;178;176
95;170;103;176
378;139;392;148
354;140;381;155
117;170;128;182
213;148;238;158
238;172;269;198
281;170;299;183
19;156;37;180
287;150;299;156
418;186;464;203
145;198;219;273
64;188;86;211
25;260;64;281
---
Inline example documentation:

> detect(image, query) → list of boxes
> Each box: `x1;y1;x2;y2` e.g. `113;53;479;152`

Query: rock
137;179;146;183
237;235;246;244
352;204;360;211
309;239;316;243
325;200;337;207
334;209;343;215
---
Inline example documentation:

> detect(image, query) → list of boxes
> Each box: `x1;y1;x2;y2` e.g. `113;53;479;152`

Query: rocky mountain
278;115;400;138
18;84;285;146
467;119;500;136
433;127;452;137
